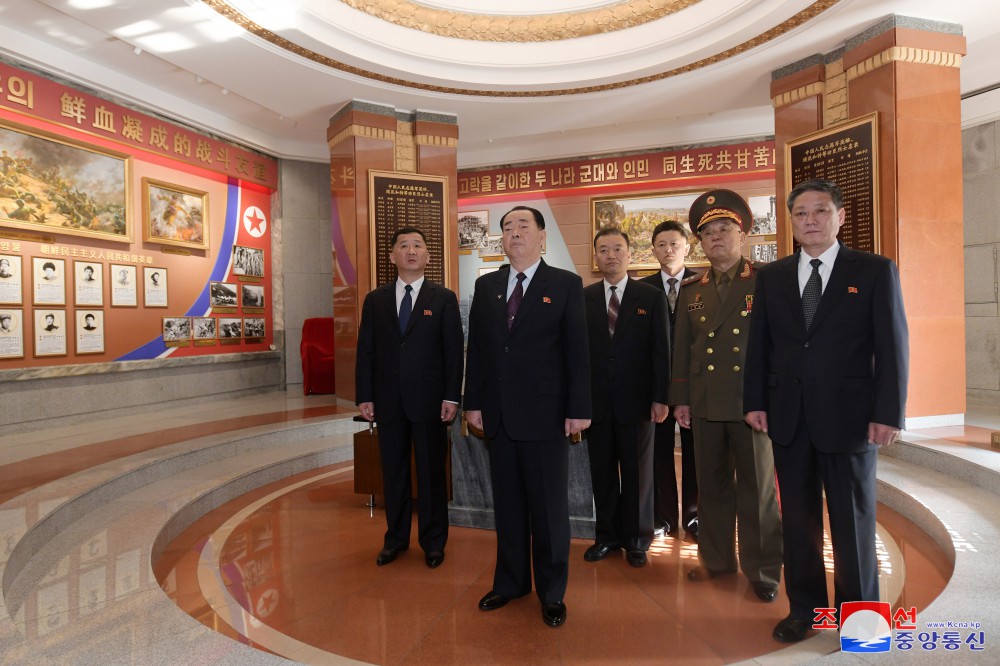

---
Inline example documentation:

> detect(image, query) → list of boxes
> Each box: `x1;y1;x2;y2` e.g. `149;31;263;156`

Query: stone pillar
771;16;967;426
328;102;459;402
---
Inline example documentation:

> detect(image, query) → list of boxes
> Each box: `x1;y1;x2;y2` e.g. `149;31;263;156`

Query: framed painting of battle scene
142;178;208;251
0;120;131;243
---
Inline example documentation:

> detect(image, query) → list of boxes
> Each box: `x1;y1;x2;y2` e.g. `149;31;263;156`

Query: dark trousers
653;416;698;531
586;417;655;551
488;420;570;604
377;418;449;554
773;418;879;622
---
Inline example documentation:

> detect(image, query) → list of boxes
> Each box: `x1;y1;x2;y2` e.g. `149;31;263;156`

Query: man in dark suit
671;190;783;603
356;226;464;570
744;179;909;643
583;228;670;568
640;220;701;539
465;205;591;628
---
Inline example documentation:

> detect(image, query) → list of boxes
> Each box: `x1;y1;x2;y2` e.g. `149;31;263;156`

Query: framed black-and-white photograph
143;267;168;308
748;195;778;236
0;308;24;359
210;281;238;309
162;316;190;344
193;317;217;342
458;210;489;250
233;245;264;278
32;256;66;306
749;240;778;263
33;309;67;357
240;283;265;311
218;316;242;339
477;235;504;258
478;266;502;277
0;254;23;305
242;317;265;340
75;310;104;354
73;260;104;307
110;264;137;307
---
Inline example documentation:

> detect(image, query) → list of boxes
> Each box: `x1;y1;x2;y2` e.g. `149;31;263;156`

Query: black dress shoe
773;615;811;643
542;602;566;627
376;546;407;566
626;550;648;567
684;517;699;540
653;522;673;537
752;582;778;602
425;551;444;568
583;542;619;562
478;591;510;611
686;565;723;582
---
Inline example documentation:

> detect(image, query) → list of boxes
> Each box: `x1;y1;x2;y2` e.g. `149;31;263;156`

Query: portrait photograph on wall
592;190;706;270
233;245;264;278
75;310;105;355
210;281;238;309
0;308;24;359
110;264;137;307
162;316;191;344
142;178;208;251
33;309;67;357
458;210;489;250
0;120;131;243
32;256;66;306
73;260;104;307
143;267;168;308
0;254;23;305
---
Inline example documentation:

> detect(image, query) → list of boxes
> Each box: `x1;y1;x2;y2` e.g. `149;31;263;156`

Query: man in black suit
356;226;464;570
744;179;909;643
583;228;669;568
465;205;591;628
640;220;701;539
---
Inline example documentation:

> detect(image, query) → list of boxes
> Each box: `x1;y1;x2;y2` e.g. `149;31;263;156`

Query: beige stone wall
962;122;1000;405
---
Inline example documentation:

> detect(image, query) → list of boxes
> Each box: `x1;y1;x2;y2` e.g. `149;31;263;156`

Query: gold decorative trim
772;82;827;108
846;46;962;81
416;135;458;148
327;124;396;149
203;0;842;97
339;0;699;42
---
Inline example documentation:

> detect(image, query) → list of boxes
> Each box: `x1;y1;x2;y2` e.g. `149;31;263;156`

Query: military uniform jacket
670;257;759;422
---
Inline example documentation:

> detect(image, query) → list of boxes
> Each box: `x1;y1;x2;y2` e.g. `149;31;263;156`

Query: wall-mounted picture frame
193;317;217;342
477;235;504;258
73;260;104;307
749;239;778;263
162;316;191;343
110;264;138;307
0;308;24;359
33;309;67;357
143;266;168;308
458;210;489;250
75;309;105;355
478;266;502;277
141;178;208;251
748;195;778;236
240;283;265;311
242;317;265;340
0;254;23;305
210;281;238;309
218;317;242;339
592;190;708;271
233;245;264;278
32;256;66;306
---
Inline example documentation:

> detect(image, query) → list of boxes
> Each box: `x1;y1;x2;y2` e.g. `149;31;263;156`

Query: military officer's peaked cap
688;189;753;235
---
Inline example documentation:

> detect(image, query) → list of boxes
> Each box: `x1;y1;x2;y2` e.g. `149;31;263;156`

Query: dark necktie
608;285;620;336
717;271;730;302
666;277;678;313
507;272;525;330
399;284;413;333
802;258;822;329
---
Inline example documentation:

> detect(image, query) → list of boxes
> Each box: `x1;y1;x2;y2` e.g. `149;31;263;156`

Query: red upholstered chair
300;318;336;395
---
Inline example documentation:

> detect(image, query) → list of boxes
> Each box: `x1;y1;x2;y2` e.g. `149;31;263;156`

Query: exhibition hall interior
2;0;1000;663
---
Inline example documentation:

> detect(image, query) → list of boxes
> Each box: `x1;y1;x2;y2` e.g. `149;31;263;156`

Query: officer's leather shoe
626;550;648;567
752;582;778;602
686;565;722;582
583;543;619;562
773;615;811;643
425;551;444;569
478;591;510;611
375;546;407;566
542;602;566;627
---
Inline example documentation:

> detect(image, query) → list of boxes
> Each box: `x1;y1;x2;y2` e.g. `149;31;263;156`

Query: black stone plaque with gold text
785;113;879;253
368;170;449;287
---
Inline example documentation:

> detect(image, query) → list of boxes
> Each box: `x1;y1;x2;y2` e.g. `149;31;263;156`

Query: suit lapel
491;266;512;332
588;284;612;346
709;260;745;329
374;283;403;340
611;278;638;346
508;260;548;337
807;243;852;333
403;281;434;337
777;254;806;333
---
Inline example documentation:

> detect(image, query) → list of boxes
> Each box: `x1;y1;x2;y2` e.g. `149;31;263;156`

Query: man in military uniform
670;189;782;602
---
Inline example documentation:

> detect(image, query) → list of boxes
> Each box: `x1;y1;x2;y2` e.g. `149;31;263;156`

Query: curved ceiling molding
203;0;841;97
336;0;701;42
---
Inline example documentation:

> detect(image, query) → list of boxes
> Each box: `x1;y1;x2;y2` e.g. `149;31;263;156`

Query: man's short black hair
85;314;95;321
787;179;844;211
391;227;428;247
651;220;688;244
42;261;55;271
593;226;630;250
84;265;93;272
500;206;545;230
